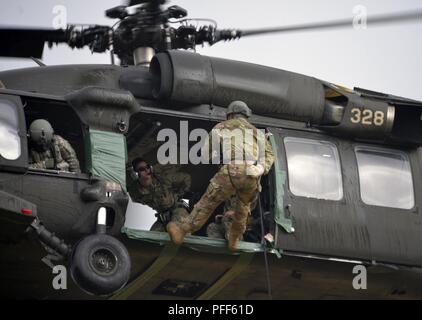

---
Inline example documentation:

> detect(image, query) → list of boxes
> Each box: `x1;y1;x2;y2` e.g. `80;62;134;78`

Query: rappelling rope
258;194;273;300
227;162;273;300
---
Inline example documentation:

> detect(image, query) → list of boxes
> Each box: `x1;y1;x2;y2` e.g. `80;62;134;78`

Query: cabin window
355;146;414;210
0;99;21;160
284;137;343;201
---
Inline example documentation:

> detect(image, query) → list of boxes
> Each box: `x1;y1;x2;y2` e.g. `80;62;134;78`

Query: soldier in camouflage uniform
206;196;257;241
128;158;191;232
206;205;235;240
28;119;81;173
167;101;275;251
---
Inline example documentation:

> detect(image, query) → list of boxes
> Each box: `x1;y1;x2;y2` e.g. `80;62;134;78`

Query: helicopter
1;0;422;300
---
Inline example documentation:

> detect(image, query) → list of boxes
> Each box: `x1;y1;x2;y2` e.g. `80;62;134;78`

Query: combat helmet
28;119;54;148
226;101;252;119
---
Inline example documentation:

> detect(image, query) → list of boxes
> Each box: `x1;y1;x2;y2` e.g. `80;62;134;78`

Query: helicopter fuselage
0;52;421;299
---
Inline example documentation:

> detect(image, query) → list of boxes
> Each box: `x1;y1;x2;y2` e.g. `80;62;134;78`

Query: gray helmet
29;119;54;146
226;101;252;118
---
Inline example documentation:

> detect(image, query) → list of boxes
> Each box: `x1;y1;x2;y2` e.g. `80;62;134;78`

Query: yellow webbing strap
110;243;179;300
196;253;255;300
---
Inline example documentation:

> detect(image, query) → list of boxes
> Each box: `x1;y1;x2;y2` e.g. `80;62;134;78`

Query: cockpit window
284;137;343;201
0;99;21;160
355;146;414;210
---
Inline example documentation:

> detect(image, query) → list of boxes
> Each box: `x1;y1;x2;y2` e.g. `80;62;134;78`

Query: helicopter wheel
70;234;131;296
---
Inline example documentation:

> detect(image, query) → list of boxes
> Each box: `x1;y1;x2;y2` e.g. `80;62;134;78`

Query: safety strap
109;243;179;300
196;253;254;300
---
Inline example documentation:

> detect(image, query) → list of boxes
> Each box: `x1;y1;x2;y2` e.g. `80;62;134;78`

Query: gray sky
1;0;422;101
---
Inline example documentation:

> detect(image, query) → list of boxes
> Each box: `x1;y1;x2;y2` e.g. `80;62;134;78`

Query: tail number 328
350;108;385;126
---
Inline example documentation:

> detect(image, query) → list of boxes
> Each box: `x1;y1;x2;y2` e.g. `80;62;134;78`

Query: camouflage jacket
29;135;81;173
203;117;275;174
129;171;191;213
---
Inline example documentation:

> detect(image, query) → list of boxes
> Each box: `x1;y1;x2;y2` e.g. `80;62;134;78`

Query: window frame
0;99;21;161
354;144;416;210
283;135;345;202
0;94;28;173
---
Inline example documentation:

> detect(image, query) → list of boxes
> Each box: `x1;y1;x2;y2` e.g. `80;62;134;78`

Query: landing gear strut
30;207;131;296
69;207;131;295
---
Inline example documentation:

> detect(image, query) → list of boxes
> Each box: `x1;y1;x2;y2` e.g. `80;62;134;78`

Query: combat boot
228;232;240;251
227;218;246;251
166;222;189;246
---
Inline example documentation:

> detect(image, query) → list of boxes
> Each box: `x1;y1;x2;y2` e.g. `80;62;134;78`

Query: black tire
70;234;131;296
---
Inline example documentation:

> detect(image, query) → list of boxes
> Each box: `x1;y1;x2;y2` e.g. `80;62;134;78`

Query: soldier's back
214;117;256;132
213;117;263;165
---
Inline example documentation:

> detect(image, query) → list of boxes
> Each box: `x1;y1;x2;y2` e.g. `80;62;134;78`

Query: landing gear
69;206;131;296
31;207;131;296
70;233;130;295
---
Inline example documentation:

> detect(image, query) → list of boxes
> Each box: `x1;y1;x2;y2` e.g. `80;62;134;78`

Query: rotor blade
240;9;422;37
0;28;67;58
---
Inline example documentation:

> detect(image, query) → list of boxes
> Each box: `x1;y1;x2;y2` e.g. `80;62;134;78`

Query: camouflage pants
206;215;233;240
184;164;259;242
207;195;258;239
150;207;190;232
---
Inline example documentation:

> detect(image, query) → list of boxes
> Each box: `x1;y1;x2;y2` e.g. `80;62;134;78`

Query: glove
246;164;264;177
56;161;70;171
68;158;79;168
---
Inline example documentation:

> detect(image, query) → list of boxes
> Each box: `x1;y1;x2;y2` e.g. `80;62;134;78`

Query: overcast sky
1;0;422;100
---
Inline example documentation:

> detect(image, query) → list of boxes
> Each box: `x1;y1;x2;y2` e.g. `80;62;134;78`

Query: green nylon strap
196;253;255;300
109;243;179;300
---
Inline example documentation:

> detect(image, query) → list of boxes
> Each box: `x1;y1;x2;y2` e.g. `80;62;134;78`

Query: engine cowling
150;50;326;124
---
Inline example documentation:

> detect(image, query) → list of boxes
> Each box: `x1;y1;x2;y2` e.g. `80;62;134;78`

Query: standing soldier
28;119;81;173
128;158;191;232
167;101;275;251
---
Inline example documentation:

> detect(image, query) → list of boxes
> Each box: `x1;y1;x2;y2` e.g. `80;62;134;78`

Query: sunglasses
137;164;151;173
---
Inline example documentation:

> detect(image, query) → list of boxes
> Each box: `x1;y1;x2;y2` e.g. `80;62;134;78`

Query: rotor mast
133;47;155;66
2;1;422;67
